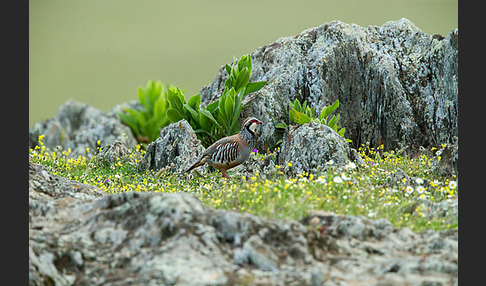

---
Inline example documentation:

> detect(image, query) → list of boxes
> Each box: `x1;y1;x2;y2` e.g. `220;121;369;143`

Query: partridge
185;117;263;179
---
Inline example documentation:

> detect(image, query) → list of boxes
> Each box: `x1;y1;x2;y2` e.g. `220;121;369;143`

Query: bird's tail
185;156;208;173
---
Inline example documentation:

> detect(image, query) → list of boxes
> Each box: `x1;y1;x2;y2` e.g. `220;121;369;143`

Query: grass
29;135;458;232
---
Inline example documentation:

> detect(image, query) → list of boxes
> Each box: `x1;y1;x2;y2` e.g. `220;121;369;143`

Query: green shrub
117;80;172;144
277;99;351;142
166;54;266;147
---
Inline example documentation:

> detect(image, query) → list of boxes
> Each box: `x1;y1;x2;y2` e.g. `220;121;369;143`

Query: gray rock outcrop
29;99;137;158
199;18;458;155
29;163;457;285
278;122;362;175
138;119;205;174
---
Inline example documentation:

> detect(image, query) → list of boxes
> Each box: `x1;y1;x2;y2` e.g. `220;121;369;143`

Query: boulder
199;18;458;156
138;120;205;174
29;99;137;158
277;122;360;176
93;140;136;167
430;139;458;177
29;164;458;285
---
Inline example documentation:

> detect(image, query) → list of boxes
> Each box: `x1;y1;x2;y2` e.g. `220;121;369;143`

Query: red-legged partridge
185;117;263;179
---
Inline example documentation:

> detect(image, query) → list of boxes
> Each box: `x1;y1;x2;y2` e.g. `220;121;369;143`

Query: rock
430;139;458;177
277;122;357;175
29;99;137;158
138;119;205;173
29;164;457;286
300;212;457;285
417;197;458;226
199;18;458;157
237;235;279;272
93;140;136;167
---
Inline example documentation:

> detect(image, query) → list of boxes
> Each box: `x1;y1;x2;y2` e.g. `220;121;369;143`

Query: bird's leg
221;170;230;179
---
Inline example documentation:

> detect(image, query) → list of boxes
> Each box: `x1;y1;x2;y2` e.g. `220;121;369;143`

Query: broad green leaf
289;109;311;125
154;97;166;123
294;99;302;113
225;64;232;76
229;93;243;134
224;76;234;90
247;54;252;74
232;58;239;78
166;108;184;123
167;88;184;113
148;81;160;107
338;127;346;137
275;122;288;129
319;106;328;121
187;94;201;111
200;109;221;128
231;93;243;129
199;110;211;131
237;55;246;72
242;81;266;96
302;100;307;112
235;67;250;93
137;87;146;109
327;114;339;129
329;99;340;111
183;103;199;124
152;81;162;101
126;109;146;127
329;100;339;114
321;99;340;120
219;92;227;119
288;99;295;110
306;107;314;118
117;112;140;138
216;112;229;135
142;119;156;141
175;86;185;102
140;88;154;114
320;100;339;121
205;100;219;113
224;92;235;121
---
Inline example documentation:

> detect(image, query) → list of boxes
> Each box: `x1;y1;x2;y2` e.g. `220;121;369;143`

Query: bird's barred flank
185;116;262;179
212;141;238;164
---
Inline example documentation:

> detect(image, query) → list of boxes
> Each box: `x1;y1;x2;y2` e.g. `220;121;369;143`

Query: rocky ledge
201;18;458;157
29;163;457;285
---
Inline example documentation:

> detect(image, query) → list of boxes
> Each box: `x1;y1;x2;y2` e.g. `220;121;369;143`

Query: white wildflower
333;176;343;184
448;180;457;189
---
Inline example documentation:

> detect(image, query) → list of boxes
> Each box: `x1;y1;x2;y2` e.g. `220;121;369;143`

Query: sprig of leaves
277;99;351;142
166;54;266;147
117;80;172;144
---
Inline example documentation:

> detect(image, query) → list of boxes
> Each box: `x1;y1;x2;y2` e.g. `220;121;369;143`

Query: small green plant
117;80;172;144
277;98;351;143
166;54;266;147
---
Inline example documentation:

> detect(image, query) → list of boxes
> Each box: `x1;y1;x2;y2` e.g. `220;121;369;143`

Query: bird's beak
256;120;263;124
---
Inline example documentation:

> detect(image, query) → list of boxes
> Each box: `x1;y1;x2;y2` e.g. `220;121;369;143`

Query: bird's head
241;117;263;134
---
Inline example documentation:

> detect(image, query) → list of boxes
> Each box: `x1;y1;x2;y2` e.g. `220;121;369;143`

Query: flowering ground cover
30;135;457;232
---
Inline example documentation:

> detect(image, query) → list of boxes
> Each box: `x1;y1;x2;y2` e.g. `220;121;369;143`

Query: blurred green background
29;0;458;127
